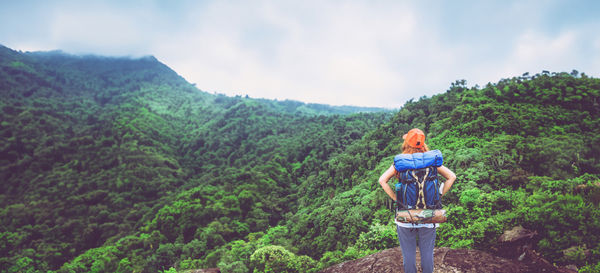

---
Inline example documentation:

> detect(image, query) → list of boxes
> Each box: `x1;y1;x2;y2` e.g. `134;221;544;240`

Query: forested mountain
281;72;600;273
0;45;390;272
1;44;600;273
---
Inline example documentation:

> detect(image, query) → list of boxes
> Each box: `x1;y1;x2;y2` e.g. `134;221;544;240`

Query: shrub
249;245;316;273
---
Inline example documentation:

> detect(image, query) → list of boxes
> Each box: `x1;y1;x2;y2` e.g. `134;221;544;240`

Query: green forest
1;45;599;273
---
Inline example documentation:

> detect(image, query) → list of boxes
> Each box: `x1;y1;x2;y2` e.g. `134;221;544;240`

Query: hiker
378;128;456;273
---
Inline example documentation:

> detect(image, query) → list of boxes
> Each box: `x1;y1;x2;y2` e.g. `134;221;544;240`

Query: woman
378;128;456;273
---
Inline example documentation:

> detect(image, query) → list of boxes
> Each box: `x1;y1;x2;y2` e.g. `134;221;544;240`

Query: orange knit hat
403;128;425;148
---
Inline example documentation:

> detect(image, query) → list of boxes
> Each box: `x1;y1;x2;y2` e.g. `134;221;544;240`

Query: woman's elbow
447;173;457;184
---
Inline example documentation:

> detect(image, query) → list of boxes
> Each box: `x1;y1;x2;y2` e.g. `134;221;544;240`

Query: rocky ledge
318;247;576;273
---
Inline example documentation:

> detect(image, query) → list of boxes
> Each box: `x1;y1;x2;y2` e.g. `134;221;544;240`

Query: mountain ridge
1;44;390;115
1;44;600;272
0;45;392;272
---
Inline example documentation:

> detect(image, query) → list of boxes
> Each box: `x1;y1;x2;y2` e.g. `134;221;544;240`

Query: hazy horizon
2;0;599;108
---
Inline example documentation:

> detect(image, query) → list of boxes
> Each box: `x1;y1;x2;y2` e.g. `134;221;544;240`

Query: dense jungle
1;45;599;272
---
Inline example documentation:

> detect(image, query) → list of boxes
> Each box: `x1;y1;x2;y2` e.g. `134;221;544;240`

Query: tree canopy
1;45;599;272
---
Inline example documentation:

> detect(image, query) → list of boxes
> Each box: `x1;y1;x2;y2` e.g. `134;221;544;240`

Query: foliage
249;245;316;273
580;261;600;273
1;44;600;272
0;45;389;272
354;222;397;251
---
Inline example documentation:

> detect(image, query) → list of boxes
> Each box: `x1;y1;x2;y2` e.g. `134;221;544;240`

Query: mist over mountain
1;45;599;272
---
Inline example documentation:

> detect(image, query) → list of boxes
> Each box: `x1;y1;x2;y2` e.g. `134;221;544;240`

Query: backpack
394;150;443;211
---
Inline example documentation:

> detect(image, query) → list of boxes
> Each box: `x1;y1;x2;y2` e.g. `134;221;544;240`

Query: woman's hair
402;141;430;154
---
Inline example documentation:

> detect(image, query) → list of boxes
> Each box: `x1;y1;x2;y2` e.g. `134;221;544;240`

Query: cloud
154;1;450;108
49;6;148;55
1;0;599;108
510;30;577;70
152;1;421;107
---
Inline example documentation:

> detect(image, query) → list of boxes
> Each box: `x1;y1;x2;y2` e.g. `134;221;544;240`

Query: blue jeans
396;226;436;273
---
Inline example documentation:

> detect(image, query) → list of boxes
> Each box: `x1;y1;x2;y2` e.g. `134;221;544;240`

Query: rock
496;225;537;259
562;245;591;263
564;264;579;272
497;226;537;243
318;247;404;273
318;247;577;273
575;181;600;192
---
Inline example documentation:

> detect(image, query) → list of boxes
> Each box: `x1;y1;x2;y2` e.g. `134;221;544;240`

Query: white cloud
515;31;576;63
496;30;581;80
47;2;156;56
1;0;599;108
152;1;423;107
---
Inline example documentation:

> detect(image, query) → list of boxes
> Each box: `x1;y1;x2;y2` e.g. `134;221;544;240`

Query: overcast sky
1;0;599;108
